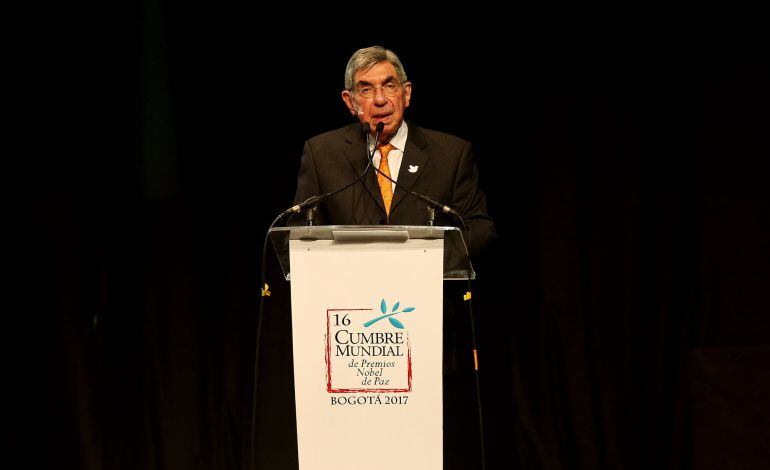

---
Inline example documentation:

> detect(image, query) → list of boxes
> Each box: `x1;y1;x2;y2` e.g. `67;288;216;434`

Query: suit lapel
391;125;430;214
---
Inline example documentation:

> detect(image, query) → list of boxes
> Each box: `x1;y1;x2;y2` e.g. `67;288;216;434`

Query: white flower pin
408;165;419;173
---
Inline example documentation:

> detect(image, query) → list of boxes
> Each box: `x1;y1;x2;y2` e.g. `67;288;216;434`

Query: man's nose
373;87;388;104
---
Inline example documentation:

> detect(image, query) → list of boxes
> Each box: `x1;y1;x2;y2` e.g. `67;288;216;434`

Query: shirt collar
387;120;408;152
369;121;409;153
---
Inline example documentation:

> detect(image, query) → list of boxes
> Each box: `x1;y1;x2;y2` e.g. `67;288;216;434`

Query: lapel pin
408;165;419;173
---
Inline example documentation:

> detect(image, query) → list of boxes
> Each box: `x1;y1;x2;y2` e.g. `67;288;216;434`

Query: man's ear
403;82;412;108
341;91;359;116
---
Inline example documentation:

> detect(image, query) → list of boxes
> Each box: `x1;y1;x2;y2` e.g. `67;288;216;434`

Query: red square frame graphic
325;308;412;393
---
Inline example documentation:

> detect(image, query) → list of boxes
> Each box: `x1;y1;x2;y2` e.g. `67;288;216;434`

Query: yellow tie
377;143;394;215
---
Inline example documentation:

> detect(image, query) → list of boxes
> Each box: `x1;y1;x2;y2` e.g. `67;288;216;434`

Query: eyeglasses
354;82;404;99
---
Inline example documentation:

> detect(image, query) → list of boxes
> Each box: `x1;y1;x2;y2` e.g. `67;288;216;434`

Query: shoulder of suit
304;122;472;151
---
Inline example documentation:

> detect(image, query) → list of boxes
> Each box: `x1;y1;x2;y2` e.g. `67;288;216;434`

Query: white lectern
268;226;472;470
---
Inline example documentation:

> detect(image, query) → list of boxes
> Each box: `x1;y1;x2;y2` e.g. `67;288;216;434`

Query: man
291;46;495;256
289;47;493;469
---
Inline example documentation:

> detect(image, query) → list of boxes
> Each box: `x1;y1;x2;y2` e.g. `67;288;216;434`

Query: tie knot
377;142;394;159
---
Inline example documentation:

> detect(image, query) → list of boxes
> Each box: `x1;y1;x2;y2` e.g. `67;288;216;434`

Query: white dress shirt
369;121;408;193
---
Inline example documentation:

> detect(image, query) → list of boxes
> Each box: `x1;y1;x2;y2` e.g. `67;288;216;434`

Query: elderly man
291;45;495;256
287;46;495;469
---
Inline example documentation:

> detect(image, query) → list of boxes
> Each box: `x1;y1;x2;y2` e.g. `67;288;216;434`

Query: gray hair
344;46;408;91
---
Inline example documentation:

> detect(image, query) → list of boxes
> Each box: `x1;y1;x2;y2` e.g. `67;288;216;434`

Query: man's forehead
354;62;398;83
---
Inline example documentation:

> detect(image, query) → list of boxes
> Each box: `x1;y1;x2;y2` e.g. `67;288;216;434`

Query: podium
268;225;473;470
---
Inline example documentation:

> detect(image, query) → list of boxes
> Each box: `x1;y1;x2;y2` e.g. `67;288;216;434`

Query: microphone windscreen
362;122;371;134
375;122;385;133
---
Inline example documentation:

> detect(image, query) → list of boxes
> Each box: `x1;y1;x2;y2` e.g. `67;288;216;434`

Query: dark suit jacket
291;122;496;256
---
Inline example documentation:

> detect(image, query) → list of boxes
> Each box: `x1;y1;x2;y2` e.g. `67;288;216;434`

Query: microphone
368;122;463;221
279;122;380;221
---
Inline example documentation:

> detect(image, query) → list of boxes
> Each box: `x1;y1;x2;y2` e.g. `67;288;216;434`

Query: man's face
342;61;412;141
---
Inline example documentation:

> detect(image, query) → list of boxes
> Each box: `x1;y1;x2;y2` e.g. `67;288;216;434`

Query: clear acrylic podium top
268;225;475;281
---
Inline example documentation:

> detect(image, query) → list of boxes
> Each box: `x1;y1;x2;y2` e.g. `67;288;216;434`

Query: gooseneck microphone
368;122;465;226
278;122;384;224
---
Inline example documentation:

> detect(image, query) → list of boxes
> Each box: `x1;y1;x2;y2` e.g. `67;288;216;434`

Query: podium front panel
290;238;443;470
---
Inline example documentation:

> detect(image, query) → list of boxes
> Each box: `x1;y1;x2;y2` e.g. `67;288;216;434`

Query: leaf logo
363;299;416;329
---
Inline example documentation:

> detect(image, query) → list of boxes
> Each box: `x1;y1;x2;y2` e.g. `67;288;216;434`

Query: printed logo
325;299;414;393
364;299;416;329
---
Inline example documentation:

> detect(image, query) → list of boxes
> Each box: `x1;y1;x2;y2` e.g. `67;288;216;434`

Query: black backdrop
5;7;769;470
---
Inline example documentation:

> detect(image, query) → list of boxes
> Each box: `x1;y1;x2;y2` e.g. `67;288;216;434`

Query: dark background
5;6;769;470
